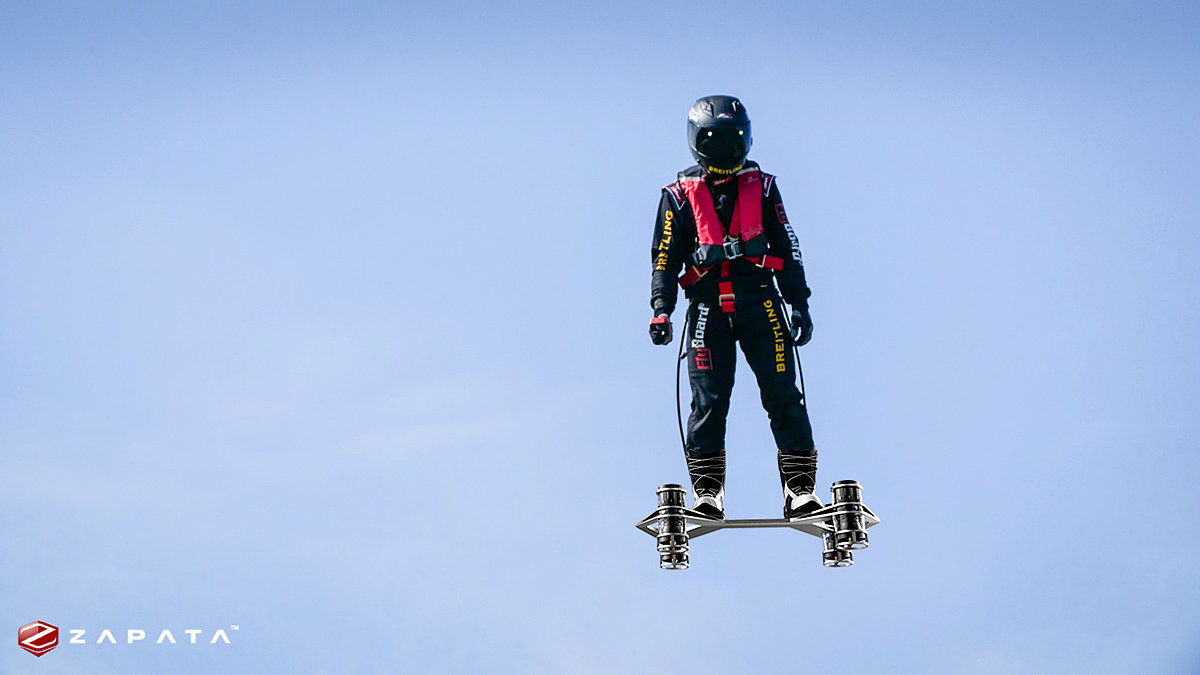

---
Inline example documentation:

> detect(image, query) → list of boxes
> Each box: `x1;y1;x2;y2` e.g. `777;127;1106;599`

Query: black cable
675;313;690;453
781;309;807;405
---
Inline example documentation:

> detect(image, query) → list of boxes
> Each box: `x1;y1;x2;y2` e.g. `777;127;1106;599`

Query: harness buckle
722;240;743;260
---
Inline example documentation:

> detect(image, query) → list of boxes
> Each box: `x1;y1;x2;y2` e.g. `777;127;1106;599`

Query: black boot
778;448;822;519
685;449;726;520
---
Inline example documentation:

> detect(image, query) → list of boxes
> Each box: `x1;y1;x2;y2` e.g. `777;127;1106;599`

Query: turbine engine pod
830;480;869;550
822;531;853;567
655;483;690;570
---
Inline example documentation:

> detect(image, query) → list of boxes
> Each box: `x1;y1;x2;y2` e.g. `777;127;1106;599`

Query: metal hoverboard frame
636;481;880;569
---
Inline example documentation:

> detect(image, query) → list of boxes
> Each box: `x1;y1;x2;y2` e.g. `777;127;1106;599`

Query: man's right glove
649;314;673;345
790;308;813;347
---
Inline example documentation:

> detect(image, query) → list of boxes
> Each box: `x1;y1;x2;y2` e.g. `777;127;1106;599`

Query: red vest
671;166;783;291
679;166;767;256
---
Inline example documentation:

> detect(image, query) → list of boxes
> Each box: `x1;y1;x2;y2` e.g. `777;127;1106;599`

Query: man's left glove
649;314;673;345
790;308;813;347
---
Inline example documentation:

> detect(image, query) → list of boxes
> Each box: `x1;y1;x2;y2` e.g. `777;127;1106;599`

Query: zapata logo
18;620;58;657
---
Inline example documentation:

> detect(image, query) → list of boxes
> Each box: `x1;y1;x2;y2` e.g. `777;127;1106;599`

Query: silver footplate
636;481;880;569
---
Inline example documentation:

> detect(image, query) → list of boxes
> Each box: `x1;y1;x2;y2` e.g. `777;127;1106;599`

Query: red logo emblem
694;348;712;371
18;621;58;657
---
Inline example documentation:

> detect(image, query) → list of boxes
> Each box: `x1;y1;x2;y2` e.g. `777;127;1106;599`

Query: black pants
684;288;814;455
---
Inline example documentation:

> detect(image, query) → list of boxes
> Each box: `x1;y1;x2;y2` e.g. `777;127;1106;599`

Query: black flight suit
650;163;814;456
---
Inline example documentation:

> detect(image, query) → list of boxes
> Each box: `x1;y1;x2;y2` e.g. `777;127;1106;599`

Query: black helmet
687;95;752;175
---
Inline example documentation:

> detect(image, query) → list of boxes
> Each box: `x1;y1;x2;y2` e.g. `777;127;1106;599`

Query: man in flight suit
648;95;820;521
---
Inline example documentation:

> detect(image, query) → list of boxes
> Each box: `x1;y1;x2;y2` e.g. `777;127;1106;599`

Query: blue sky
2;2;1199;673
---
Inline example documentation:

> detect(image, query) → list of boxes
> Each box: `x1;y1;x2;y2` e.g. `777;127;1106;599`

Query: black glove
649;314;673;345
790;308;813;347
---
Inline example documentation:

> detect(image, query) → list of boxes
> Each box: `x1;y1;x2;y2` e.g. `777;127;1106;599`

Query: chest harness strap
675;167;785;313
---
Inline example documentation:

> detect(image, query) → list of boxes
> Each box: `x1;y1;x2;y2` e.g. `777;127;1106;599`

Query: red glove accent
649;315;673;345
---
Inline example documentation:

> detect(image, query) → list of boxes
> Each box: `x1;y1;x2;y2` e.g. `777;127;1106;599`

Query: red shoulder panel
664;182;685;210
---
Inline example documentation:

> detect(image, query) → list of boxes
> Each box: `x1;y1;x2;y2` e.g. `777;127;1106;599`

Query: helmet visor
695;126;749;169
